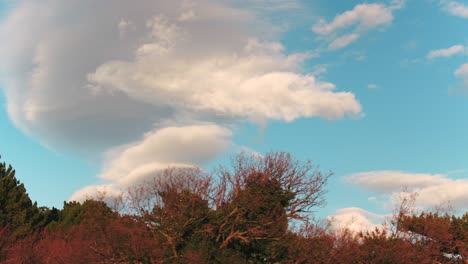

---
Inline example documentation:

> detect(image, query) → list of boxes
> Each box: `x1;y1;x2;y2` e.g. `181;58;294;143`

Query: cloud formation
71;124;231;201
89;36;361;122
0;0;362;200
327;33;360;50
427;45;465;59
346;170;468;211
328;207;386;233
442;1;468;18
312;1;403;50
455;63;468;88
312;4;393;35
390;180;468;211
347;171;450;193
455;64;468;76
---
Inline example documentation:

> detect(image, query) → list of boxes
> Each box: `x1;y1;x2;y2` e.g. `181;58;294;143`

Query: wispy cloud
427;45;465;59
244;0;301;11
347;171;450;193
312;1;404;50
328;33;360;50
345;170;468;211
312;4;393;35
441;1;468;18
454;63;468;91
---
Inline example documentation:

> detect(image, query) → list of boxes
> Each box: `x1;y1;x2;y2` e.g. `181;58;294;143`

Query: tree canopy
1;153;467;263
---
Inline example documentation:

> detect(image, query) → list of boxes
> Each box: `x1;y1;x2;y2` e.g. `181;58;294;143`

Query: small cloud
391;0;406;9
455;63;468;77
346;171;450;194
454;63;468;91
311;64;328;76
345;169;468;212
328;207;386;233
312;1;404;50
179;0;197;21
442;1;468;18
328;33;360;50
118;19;136;38
427;45;465;59
356;54;367;61
312;3;395;35
367;84;378;89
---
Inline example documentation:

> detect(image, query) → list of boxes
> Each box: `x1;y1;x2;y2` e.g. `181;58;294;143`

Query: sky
1;0;468;231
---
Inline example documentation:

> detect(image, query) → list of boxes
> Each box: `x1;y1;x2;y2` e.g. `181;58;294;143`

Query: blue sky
1;0;468;229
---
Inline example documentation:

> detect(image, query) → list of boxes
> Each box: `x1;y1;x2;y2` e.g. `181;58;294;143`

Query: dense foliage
1;153;467;263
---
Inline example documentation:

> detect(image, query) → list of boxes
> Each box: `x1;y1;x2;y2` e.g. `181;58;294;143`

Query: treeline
1;153;468;263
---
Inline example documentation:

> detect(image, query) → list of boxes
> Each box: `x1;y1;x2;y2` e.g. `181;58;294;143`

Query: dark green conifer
0;157;38;238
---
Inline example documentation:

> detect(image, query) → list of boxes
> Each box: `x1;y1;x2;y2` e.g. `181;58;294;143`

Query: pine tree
0;157;38;238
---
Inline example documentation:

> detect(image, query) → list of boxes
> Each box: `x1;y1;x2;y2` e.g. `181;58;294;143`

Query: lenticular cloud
0;0;362;200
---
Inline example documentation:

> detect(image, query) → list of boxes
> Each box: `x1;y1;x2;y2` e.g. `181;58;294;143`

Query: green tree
220;172;291;262
0;157;40;239
213;152;331;263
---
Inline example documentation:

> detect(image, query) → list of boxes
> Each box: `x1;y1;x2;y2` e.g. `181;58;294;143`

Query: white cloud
100;125;231;182
311;64;328;76
391;0;406;9
367;84;378;89
427;45;465;59
70;184;124;204
455;63;468;90
455;63;468;79
312;1;403;50
442;1;468;18
0;0;362;201
347;171;450;193
328;207;386;233
312;4;394;35
402;180;468;210
327;33;360;50
71;124;231;201
88;12;361;123
0;0;361;152
89;36;361;122
346;170;468;212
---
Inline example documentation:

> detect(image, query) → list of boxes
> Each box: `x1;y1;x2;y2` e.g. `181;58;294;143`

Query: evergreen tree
0;157;39;238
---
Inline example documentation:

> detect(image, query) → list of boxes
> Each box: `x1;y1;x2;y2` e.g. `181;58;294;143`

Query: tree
0;157;40;239
1;152;337;262
123;152;331;263
398;212;468;262
126;168;214;262
212;152;331;262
